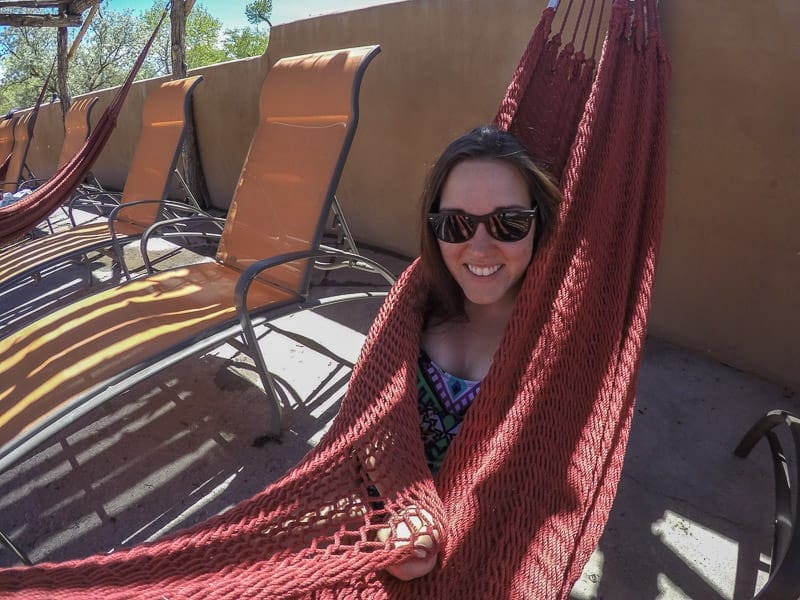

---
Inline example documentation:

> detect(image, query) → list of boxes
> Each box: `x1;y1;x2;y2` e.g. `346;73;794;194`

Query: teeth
467;264;501;277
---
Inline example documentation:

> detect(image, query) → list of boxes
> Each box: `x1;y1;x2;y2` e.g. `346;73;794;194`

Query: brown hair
419;125;562;325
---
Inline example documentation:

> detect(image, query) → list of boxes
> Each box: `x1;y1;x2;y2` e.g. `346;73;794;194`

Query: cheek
437;241;462;278
505;237;535;278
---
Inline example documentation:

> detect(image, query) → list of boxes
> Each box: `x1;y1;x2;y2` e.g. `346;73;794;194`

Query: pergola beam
0;12;81;26
0;0;100;26
67;0;95;14
0;0;65;8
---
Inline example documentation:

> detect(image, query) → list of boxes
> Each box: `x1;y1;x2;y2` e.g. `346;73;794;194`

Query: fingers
385;551;438;581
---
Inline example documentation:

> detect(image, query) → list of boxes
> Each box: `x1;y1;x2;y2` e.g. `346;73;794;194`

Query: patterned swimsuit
417;349;481;474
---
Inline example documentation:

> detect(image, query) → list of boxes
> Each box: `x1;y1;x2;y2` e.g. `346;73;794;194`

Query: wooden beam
0;12;81;26
67;0;97;15
0;0;100;9
57;23;71;116
66;0;97;60
0;1;65;8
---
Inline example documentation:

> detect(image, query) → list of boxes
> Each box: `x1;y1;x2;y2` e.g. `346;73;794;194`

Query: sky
106;0;400;30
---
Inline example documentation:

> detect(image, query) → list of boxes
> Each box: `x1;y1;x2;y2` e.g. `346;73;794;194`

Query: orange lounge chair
15;97;100;232
0;76;208;294
19;96;99;190
0;46;390;485
0;112;17;181
0;112;34;194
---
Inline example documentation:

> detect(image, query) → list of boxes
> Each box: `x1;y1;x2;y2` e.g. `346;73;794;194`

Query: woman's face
437;159;534;311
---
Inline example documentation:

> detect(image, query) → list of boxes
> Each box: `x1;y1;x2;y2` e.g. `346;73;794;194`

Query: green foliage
0;0;271;113
69;8;157;92
223;27;269;59
245;0;273;27
142;2;229;75
0;26;57;110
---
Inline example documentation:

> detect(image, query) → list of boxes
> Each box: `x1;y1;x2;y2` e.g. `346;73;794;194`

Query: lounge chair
1;112;34;194
0;44;390;564
0;112;17;180
0;76;207;295
58;97;100;172
16;97;100;232
19;96;99;190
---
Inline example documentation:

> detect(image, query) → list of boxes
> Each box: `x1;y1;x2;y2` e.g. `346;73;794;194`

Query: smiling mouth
466;264;502;277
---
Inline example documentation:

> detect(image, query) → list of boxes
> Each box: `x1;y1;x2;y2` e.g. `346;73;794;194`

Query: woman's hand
377;508;439;581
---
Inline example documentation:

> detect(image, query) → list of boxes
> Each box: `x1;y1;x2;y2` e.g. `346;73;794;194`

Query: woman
384;124;562;581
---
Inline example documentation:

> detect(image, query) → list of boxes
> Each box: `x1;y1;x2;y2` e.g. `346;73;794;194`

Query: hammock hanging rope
0;8;169;246
0;0;669;597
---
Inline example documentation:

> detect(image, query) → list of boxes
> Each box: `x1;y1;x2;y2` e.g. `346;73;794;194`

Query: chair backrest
216;45;380;296
0;114;16;167
56;96;99;169
116;76;203;227
2;112;33;194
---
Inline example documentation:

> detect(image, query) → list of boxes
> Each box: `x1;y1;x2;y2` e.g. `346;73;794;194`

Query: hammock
0;9;168;245
0;0;668;596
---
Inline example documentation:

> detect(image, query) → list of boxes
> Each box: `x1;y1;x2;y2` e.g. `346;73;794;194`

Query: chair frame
734;409;800;600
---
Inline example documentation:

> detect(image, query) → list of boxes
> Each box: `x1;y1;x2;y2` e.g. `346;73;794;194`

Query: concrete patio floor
0;211;796;599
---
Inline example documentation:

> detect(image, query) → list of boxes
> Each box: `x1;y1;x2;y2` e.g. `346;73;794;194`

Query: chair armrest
734;410;800;600
139;214;226;272
17;176;46;190
234;248;396;320
108;198;215;233
68;188;123;224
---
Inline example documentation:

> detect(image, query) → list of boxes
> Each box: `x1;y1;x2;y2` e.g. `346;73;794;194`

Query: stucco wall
654;1;800;391
20;0;799;390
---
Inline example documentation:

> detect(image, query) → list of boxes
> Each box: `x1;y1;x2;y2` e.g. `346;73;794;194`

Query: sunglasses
427;207;538;243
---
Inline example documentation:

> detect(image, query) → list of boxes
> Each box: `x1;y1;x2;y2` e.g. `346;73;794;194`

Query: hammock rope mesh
0;0;668;597
0;9;169;246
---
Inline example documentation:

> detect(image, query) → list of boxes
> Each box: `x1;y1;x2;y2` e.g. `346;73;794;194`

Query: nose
468;222;494;251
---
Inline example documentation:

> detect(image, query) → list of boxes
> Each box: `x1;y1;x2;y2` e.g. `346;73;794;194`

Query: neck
463;289;518;334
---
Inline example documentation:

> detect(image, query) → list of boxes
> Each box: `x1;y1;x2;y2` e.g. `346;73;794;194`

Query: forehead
439;158;530;212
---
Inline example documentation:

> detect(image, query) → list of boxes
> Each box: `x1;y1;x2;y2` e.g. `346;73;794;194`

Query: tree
0;26;57;111
142;2;227;76
223;27;269;59
68;8;154;93
0;1;271;114
245;0;273;27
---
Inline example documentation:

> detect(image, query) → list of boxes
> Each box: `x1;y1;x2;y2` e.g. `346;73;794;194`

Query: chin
463;290;508;306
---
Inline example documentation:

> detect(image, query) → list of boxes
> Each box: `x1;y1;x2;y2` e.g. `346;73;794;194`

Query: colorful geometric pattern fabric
417;349;480;473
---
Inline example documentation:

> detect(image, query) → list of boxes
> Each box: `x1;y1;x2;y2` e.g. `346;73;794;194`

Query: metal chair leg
0;529;32;566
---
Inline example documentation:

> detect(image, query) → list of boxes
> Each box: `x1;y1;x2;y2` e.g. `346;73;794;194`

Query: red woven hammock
0;10;168;245
0;0;668;596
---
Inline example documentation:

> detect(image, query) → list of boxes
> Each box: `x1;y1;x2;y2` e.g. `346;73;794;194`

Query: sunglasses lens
490;212;534;242
429;213;475;243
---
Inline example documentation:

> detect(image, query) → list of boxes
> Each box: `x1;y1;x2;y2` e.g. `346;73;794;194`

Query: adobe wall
22;0;799;390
